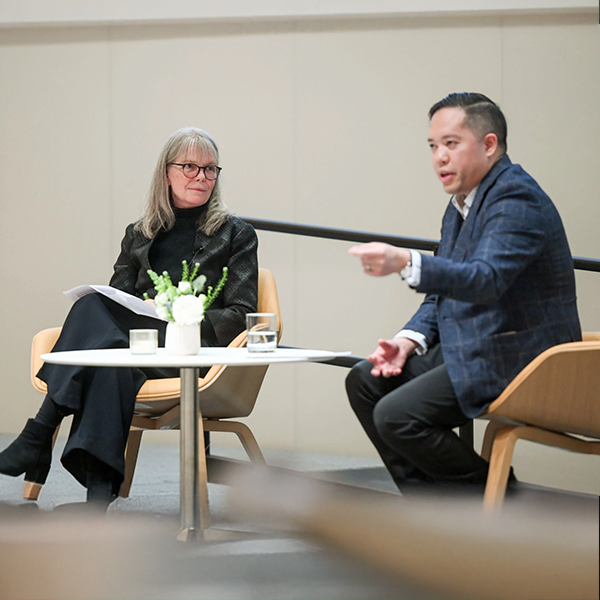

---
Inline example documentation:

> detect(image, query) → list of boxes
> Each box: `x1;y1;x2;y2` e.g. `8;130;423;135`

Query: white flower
155;292;169;306
192;274;206;293
172;294;205;325
178;281;192;294
155;304;171;321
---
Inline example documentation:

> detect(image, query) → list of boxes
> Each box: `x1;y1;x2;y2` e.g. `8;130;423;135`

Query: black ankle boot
0;418;55;484
85;457;118;510
86;481;117;510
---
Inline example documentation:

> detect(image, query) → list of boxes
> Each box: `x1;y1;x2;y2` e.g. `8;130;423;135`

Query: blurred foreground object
231;468;599;600
0;507;170;600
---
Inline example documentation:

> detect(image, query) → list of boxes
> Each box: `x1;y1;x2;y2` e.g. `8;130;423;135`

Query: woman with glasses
0;127;258;509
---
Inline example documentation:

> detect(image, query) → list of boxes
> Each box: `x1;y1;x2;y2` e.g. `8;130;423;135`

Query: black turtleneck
148;204;207;284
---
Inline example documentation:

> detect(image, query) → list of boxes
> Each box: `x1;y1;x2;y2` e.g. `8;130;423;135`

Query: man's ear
483;132;499;158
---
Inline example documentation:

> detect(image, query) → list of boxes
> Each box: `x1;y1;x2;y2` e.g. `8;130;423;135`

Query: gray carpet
0;435;435;600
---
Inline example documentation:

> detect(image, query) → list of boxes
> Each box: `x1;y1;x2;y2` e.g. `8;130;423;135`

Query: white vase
165;322;201;355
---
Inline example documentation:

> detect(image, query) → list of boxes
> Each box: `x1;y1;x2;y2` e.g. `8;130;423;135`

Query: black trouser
345;344;489;493
37;293;181;489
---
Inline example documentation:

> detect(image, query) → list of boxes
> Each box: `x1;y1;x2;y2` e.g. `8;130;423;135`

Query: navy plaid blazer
404;155;581;418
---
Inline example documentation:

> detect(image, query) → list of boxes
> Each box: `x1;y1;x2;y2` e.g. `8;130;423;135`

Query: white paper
63;285;167;321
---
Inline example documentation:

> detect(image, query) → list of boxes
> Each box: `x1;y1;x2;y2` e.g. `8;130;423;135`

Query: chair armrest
31;327;62;393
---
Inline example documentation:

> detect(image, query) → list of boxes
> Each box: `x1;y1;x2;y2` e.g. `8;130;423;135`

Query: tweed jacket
109;214;258;347
404;155;581;418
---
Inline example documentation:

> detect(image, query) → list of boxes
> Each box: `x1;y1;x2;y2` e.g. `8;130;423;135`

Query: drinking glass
130;329;159;354
246;313;277;353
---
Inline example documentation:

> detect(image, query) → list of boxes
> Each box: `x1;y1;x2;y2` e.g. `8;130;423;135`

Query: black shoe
85;455;118;510
86;484;117;510
0;418;55;484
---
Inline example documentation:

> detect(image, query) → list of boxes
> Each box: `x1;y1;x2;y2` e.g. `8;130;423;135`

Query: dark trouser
36;293;183;490
345;344;489;494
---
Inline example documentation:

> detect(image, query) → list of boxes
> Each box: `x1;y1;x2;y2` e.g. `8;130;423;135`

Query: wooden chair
27;268;281;501
481;332;600;513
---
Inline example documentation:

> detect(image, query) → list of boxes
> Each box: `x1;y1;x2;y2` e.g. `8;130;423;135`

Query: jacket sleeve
417;181;546;304
202;221;259;347
108;223;140;295
403;293;439;347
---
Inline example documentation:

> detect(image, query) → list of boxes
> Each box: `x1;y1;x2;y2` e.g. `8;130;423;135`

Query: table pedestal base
178;367;262;543
177;527;258;543
179;367;210;539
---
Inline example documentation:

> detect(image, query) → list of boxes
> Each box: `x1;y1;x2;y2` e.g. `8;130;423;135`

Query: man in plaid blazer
347;93;581;493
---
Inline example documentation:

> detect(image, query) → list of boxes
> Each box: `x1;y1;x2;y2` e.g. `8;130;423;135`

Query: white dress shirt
394;186;479;354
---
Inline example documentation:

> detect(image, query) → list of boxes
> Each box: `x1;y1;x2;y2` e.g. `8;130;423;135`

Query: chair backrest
485;340;600;439
257;268;282;340
191;267;282;418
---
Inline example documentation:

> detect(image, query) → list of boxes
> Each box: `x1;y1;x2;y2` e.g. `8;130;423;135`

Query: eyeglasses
168;163;222;181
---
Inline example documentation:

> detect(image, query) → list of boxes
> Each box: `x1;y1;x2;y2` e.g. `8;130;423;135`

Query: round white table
41;347;351;541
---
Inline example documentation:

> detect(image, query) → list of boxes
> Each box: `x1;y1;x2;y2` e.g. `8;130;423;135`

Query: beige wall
1;0;595;27
1;10;599;494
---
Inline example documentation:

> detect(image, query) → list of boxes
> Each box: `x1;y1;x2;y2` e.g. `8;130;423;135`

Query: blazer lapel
132;232;155;271
450;155;513;262
446;209;464;255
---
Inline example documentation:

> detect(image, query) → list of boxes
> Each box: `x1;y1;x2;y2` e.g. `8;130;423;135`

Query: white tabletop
40;347;352;368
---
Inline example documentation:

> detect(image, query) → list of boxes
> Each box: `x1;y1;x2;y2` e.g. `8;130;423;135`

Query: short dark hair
429;92;508;154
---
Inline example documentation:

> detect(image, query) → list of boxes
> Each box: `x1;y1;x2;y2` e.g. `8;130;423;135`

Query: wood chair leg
484;424;600;515
23;424;61;501
204;419;267;465
119;429;144;498
483;425;519;515
480;420;508;462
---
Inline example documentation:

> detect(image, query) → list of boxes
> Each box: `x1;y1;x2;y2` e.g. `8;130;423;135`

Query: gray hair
136;127;230;239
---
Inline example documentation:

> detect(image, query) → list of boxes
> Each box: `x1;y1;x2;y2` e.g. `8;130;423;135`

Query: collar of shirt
451;185;479;220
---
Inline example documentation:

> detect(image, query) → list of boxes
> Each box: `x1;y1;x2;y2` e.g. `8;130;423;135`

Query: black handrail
241;216;600;273
241;217;440;254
